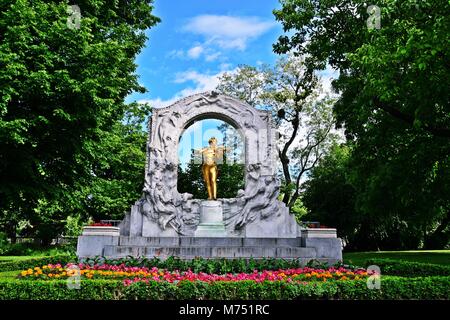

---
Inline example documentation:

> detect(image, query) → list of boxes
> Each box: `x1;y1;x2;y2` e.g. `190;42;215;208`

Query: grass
0;256;37;262
343;250;450;266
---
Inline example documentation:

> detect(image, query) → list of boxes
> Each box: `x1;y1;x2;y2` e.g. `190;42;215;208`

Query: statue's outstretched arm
193;147;207;153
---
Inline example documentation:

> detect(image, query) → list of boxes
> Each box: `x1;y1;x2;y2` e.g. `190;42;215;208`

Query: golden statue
197;137;229;200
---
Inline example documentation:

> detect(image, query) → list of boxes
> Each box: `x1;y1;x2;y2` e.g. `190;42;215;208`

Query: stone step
103;245;316;259
117;236;303;247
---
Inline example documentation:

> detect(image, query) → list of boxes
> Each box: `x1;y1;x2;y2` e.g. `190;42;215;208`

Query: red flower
89;222;112;226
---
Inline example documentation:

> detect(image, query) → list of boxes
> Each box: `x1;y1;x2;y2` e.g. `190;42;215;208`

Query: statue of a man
197;137;229;200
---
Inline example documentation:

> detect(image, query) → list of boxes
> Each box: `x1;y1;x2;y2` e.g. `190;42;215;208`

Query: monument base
194;200;226;237
77;233;342;265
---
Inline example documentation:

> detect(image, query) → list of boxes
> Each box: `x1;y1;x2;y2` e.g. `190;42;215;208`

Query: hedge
0;255;330;274
0;255;76;272
1;276;449;300
0;279;122;300
364;259;450;277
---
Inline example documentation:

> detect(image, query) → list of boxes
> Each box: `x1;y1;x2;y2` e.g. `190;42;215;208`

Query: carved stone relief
120;91;298;238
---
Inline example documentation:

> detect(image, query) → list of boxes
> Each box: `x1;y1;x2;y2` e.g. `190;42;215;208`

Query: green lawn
0;256;37;262
343;250;450;266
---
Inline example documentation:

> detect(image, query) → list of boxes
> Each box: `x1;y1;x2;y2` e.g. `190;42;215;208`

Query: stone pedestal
194;200;227;237
302;228;337;238
81;226;120;236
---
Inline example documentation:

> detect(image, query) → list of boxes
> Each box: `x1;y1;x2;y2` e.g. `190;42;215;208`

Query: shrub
0;242;76;257
0;279;122;300
113;276;450;300
1;276;448;300
0;233;9;255
80;256;332;273
364;259;450;277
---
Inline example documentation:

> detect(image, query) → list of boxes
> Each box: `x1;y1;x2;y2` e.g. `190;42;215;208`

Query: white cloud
205;52;221;62
167;49;185;59
219;62;232;71
183;15;275;50
174;70;223;93
318;65;340;98
138;68;237;109
139;96;181;109
187;45;204;59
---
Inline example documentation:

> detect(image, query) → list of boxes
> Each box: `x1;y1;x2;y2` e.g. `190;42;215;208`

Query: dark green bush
364;259;450;277
0;255;76;272
1;276;448;300
336;276;450;300
0;279;122;300
0;241;76;256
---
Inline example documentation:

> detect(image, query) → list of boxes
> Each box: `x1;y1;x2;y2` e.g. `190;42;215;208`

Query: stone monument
77;91;342;264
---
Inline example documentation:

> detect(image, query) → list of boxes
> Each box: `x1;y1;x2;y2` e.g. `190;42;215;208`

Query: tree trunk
6;222;17;244
280;111;300;205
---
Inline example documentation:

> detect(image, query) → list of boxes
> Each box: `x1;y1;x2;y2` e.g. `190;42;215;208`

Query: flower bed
2;258;449;300
18;263;372;285
2;276;450;300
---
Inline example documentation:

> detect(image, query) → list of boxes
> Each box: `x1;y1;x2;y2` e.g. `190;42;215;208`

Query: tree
178;150;206;199
217;55;339;208
302;141;445;251
0;0;159;242
76;102;151;222
216;66;267;107
274;0;450;248
216;122;245;198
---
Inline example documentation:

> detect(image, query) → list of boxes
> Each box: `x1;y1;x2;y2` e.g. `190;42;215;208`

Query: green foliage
0;1;159;241
0;279;122;300
275;0;450;249
123;280;340;300
0;243;74;257
63;215;83;237
177;152;207;199
81;256;313;273
0;276;448;300
363;259;450;277
217;55;339;207
0;254;75;272
302;143;360;246
76;102;150;221
215;163;245;198
344;250;450;266
335;276;450;300
0;233;8;255
290;198;308;222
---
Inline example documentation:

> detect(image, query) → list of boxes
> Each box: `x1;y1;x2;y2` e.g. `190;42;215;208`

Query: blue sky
125;0;283;107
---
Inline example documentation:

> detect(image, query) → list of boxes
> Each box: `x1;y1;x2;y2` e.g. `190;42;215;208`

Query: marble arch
120;91;298;237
